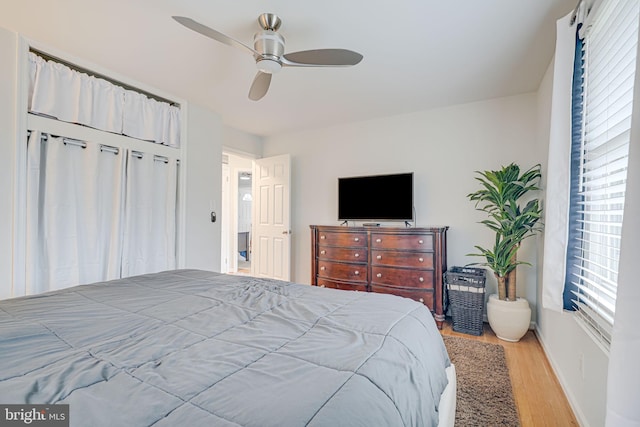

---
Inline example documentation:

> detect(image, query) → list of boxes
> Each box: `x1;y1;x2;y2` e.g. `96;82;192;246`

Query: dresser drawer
316;278;368;292
318;260;367;283
370;266;434;289
370;284;434;308
317;231;367;247
371;233;433;251
371;250;433;268
318;247;367;262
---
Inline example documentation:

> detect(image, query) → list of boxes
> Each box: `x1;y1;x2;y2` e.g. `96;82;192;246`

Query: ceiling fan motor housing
254;30;285;73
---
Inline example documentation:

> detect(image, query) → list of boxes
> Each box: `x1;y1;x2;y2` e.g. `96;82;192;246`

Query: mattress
0;269;452;426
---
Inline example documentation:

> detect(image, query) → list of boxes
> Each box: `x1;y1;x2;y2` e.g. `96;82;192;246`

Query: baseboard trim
534;324;590;427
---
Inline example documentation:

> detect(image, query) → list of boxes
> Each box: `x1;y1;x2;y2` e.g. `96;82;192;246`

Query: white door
252;154;291;280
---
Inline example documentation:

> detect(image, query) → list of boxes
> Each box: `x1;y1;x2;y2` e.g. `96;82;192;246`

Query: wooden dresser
310;225;448;328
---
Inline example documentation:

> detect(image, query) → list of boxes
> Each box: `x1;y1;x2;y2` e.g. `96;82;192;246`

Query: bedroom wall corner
0;27;18;299
183;103;223;272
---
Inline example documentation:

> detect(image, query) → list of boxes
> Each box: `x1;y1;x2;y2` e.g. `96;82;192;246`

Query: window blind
570;0;639;347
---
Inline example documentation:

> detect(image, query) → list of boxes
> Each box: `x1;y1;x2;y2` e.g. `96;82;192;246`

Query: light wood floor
440;321;579;426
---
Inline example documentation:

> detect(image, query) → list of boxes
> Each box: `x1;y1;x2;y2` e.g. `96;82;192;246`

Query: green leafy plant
467;163;543;301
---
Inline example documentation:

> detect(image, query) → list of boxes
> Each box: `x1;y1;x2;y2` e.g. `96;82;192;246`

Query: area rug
443;335;520;426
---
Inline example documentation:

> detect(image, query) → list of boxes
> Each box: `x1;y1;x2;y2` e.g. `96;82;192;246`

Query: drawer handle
418;239;424;245
418;257;424;262
354;237;360;242
419;298;424;303
354;271;360;276
320;250;326;255
419;277;424;282
354;253;360;258
377;273;382;278
376;238;382;243
320;266;326;271
320;235;326;240
376;255;382;260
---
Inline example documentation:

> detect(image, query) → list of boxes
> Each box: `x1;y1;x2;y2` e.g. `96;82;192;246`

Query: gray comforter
0;269;450;426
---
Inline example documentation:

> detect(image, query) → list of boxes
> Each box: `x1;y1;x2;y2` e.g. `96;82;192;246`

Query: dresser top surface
310;225;448;233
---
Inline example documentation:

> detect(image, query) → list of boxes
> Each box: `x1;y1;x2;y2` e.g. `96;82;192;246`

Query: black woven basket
445;267;486;336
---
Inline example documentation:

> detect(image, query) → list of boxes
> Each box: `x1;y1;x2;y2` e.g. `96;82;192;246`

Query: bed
0;269;455;426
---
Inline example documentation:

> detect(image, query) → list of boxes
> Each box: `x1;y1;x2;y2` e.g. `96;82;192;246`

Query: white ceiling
2;0;576;137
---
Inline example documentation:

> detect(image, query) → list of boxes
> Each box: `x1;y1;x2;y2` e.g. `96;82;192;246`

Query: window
567;0;639;348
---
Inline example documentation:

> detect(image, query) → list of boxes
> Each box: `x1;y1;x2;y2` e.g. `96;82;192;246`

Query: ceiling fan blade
172;16;259;56
282;49;363;67
248;72;272;101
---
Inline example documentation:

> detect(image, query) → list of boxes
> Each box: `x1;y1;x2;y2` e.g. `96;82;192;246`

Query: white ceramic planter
486;294;531;342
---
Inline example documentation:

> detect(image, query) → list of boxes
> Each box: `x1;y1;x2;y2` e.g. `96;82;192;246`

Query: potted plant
467;163;542;342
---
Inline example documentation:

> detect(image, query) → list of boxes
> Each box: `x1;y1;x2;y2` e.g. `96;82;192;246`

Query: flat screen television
338;172;414;222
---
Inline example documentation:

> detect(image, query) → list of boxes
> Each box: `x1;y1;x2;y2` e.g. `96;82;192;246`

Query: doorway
237;171;252;274
221;152;292;280
221;152;254;275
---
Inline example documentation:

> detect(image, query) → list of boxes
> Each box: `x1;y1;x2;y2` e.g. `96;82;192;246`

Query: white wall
0;28;17;299
263;93;543;312
223;125;263;157
534;59;609;427
182;103;223;272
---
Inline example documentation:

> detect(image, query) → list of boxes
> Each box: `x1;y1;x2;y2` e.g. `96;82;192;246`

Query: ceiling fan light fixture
256;58;282;74
174;13;363;100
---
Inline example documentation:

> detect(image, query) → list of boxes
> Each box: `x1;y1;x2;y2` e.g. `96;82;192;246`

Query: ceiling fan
172;13;363;101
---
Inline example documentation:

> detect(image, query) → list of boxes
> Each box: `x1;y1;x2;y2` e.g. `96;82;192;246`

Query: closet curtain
121;152;178;277
26;132;179;293
26;131;126;294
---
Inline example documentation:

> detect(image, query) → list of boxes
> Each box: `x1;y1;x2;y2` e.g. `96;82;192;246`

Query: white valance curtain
28;53;181;148
26;131;178;294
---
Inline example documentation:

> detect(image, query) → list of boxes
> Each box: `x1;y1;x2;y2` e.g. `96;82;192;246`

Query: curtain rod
30;132;86;148
100;144;119;155
62;137;87;149
29;131;175;161
131;152;170;163
29;131;93;151
30;48;178;107
154;155;169;164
